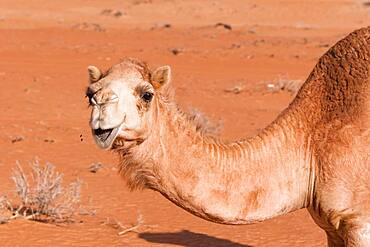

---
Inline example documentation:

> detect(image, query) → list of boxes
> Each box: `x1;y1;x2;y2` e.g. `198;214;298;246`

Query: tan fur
87;27;370;246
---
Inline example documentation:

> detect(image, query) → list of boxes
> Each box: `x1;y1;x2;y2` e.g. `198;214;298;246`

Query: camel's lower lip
92;126;120;149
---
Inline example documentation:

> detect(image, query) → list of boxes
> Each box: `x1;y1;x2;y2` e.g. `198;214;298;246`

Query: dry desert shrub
0;161;81;223
103;213;157;236
266;77;303;96
103;213;144;235
187;108;223;137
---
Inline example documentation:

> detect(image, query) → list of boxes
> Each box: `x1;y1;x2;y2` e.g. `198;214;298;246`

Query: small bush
0;161;81;223
266;77;303;96
188;108;223;137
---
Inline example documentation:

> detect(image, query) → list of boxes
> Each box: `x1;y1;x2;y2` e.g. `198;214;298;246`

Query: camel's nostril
109;94;119;102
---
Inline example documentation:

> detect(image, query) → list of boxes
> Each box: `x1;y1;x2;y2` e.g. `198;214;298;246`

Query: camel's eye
85;89;96;106
86;93;96;106
141;92;153;102
89;96;97;106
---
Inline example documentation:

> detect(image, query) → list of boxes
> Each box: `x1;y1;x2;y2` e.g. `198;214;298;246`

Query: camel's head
86;59;171;149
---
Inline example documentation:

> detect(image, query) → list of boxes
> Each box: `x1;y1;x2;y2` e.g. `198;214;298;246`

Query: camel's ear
87;65;102;83
151;65;171;89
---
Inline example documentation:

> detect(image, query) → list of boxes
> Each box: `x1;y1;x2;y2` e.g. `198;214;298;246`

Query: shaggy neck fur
116;93;314;224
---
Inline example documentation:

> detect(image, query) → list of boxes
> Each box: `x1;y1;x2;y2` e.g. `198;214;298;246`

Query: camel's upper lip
92;125;121;149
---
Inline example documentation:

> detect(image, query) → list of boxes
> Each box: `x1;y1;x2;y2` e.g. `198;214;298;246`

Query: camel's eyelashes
141;92;153;102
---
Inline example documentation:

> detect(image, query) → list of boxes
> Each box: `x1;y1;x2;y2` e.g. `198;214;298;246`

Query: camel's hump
292;26;370;126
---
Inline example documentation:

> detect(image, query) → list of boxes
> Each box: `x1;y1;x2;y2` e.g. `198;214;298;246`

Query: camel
85;27;370;246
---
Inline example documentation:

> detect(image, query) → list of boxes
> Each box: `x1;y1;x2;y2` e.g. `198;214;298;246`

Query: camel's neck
119;99;314;224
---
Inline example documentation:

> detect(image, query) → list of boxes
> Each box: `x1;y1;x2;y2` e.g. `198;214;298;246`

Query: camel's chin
92;126;120;149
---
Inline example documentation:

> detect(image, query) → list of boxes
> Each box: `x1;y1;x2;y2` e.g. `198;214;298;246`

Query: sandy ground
0;0;369;246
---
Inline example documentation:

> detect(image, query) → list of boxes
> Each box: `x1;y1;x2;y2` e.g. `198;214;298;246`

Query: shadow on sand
139;230;252;247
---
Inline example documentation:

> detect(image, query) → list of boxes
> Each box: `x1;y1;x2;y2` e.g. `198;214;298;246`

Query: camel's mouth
92;126;120;149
